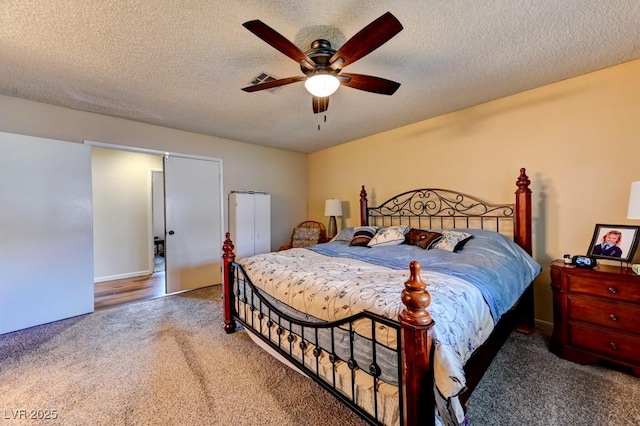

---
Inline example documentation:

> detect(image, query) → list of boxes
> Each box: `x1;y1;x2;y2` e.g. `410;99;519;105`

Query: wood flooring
94;272;166;310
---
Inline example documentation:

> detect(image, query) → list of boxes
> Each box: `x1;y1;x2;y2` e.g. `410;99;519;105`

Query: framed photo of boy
586;224;640;263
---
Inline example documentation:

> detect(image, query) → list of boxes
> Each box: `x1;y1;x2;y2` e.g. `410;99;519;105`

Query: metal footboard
230;261;404;425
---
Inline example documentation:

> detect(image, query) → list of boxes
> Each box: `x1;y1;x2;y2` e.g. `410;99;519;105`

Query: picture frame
586;224;640;263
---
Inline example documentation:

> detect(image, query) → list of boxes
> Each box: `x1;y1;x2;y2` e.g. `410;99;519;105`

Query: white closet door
164;155;222;293
0;132;94;335
253;193;271;254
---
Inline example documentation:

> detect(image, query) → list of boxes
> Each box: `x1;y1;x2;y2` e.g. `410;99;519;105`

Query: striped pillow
349;226;377;247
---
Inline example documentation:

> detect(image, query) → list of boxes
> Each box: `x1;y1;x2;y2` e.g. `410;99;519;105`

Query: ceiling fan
241;12;403;114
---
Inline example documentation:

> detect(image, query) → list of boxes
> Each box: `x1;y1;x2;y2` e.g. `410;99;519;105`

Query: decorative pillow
368;225;409;247
404;228;443;250
291;227;321;248
332;227;355;242
431;230;473;252
349;226;377;247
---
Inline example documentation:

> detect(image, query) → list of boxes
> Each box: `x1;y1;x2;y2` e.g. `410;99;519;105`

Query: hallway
94;255;165;310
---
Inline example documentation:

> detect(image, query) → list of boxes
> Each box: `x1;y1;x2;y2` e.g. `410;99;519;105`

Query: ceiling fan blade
312;96;329;114
329;12;403;69
339;73;400;95
241;76;306;92
243;20;314;68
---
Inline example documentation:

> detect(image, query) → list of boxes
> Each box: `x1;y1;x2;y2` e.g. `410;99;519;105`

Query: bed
221;168;541;426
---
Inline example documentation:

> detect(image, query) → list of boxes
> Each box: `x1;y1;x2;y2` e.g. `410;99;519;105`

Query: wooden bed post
514;168;532;255
222;232;237;333
514;168;535;334
359;185;368;226
399;261;435;426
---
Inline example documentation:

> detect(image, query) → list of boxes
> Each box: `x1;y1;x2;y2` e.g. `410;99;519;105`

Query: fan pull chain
315;98;328;131
317;114;328;131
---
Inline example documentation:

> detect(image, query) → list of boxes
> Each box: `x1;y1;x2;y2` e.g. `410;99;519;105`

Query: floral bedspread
237;248;495;402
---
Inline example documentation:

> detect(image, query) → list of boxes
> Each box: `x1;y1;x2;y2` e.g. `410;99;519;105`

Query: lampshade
628;181;640;219
305;73;340;98
324;199;343;217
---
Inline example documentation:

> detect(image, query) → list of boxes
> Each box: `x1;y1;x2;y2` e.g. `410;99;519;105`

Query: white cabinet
228;191;271;258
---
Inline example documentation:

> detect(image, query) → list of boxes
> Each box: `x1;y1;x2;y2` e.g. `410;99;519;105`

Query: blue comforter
309;229;541;323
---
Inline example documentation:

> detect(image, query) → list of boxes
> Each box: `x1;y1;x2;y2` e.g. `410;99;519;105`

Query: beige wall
0;94;308;250
92;147;162;280
308;59;640;323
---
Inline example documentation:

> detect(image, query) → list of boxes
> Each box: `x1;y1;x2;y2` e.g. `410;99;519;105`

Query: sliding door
0;132;93;335
164;155;222;293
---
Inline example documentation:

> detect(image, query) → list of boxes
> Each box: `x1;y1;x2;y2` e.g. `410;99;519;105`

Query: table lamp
324;199;343;239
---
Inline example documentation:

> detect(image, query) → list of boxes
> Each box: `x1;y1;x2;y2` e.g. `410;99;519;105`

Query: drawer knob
607;287;617;294
610;342;618;350
609;314;618;321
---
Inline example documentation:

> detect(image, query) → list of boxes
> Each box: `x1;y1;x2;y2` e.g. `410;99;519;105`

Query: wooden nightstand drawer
566;274;640;303
569;323;640;365
568;295;640;334
551;262;640;375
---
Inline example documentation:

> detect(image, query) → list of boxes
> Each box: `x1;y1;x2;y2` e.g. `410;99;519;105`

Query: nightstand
550;261;640;376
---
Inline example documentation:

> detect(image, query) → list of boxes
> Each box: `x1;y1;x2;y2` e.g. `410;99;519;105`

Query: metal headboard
362;187;516;238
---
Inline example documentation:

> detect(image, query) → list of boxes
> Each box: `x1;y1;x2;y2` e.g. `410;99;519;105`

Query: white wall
152;171;165;240
0;94;308;250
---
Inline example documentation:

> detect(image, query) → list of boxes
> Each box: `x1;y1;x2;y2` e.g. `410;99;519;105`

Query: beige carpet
0;285;366;426
2;285;639;425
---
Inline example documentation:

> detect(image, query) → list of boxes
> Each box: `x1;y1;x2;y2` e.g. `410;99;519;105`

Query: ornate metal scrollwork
369;189;513;219
369;363;381;377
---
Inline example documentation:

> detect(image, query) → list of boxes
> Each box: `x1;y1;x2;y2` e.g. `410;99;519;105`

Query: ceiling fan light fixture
304;73;340;97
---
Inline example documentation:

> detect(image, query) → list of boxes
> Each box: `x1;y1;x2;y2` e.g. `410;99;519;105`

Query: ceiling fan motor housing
301;39;337;75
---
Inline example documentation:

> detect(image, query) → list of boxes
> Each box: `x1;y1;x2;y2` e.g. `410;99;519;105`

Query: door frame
84;140;225;291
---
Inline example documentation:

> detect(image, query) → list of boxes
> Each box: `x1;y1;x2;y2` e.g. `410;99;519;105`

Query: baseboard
94;269;153;283
535;319;553;334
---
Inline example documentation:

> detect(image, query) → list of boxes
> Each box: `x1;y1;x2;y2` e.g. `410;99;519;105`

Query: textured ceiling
1;1;639;153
